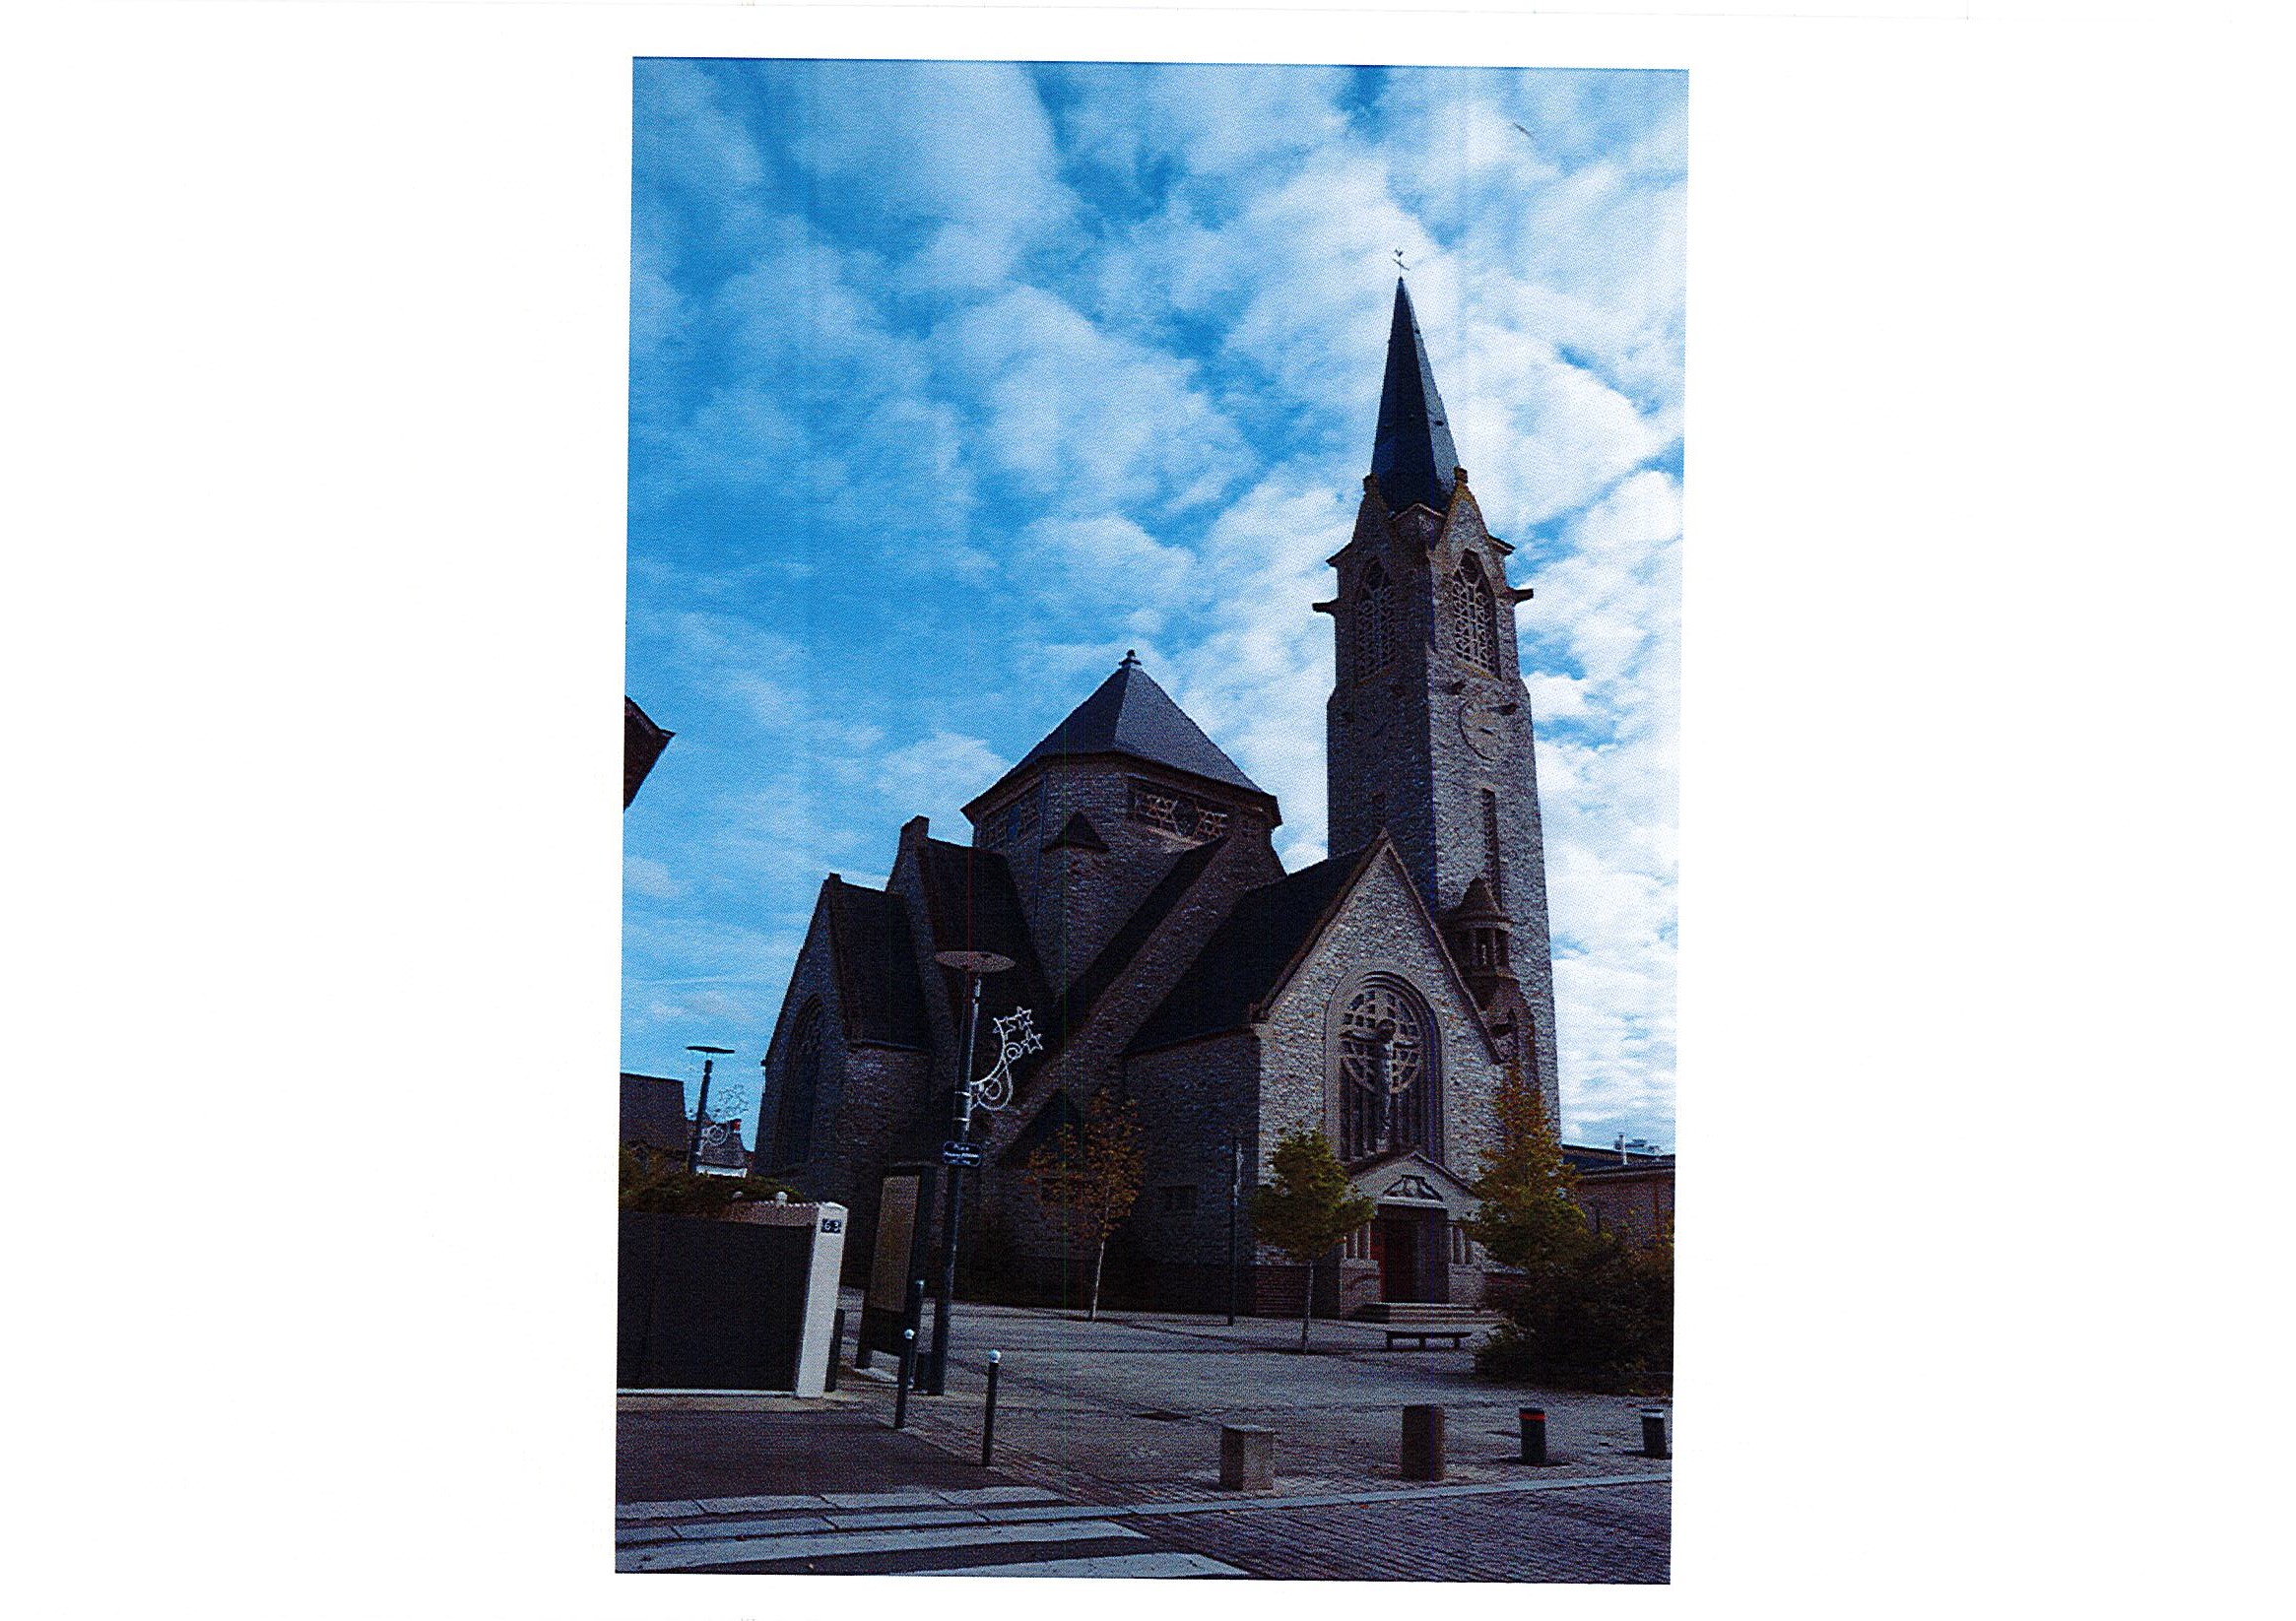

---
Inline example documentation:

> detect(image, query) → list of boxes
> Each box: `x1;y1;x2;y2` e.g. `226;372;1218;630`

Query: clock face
1459;696;1507;758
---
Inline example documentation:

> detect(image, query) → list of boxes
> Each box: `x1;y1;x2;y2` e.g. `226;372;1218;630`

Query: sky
623;58;1683;1153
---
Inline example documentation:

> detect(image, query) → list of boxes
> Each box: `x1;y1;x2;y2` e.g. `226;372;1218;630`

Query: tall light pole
926;948;1014;1395
685;1044;734;1174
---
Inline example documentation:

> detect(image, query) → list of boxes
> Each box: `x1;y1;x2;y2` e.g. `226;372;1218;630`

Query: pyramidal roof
1369;278;1461;514
1011;652;1265;797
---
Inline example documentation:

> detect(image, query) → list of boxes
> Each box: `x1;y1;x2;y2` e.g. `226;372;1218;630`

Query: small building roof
623;696;674;808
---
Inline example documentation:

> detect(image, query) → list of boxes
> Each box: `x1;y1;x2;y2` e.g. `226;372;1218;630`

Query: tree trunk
1088;1234;1107;1322
1298;1256;1314;1351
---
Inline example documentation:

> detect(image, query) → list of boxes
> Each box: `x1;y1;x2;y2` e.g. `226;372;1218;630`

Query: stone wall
971;758;1278;994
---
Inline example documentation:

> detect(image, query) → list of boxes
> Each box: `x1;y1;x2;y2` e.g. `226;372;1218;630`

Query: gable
1347;1149;1478;1208
1258;842;1499;1066
822;876;928;1049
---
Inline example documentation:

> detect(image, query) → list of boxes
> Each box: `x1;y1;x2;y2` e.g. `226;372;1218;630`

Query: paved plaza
865;1294;1668;1501
616;1293;1671;1581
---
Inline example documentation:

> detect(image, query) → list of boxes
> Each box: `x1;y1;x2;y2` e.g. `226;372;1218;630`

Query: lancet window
1354;558;1397;677
1448;553;1498;673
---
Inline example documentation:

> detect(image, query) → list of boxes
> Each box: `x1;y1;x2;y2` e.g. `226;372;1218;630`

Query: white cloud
623;854;683;900
787;61;1073;293
935;286;1249;513
875;730;1008;836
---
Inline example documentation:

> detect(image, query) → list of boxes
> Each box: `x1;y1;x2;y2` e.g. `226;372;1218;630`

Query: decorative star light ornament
970;1007;1042;1112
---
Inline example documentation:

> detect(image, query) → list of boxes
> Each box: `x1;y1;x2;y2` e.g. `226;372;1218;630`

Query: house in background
620;1070;753;1177
1563;1140;1675;1244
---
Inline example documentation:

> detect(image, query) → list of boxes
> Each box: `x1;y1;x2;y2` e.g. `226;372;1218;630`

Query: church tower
1318;280;1563;1125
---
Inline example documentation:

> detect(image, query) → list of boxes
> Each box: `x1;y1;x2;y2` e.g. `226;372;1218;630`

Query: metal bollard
1519;1406;1547;1465
1401;1404;1445;1481
980;1350;1002;1466
1640;1407;1670;1459
892;1328;917;1430
826;1307;847;1393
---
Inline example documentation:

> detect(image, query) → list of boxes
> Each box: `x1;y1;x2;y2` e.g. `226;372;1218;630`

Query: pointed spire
1369;278;1461;515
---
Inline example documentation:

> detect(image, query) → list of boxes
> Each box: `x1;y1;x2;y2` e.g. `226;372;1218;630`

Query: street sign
940;1140;984;1167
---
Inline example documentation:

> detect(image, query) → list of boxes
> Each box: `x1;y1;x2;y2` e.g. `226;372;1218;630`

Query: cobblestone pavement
1134;1480;1672;1583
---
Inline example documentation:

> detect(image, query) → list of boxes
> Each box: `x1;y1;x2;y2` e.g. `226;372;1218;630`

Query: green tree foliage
1475;1220;1673;1394
1253;1127;1377;1350
1463;1062;1587;1271
619;1145;798;1215
1021;1092;1148;1321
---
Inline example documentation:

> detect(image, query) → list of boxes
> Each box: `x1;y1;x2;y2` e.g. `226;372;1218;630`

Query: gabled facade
754;281;1573;1312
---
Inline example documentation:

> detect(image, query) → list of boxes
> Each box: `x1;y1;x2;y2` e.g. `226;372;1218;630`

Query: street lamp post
925;948;1016;1396
685;1044;734;1174
1227;1135;1242;1326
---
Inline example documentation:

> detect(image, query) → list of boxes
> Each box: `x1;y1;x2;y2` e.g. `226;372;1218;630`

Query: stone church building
755;282;1564;1315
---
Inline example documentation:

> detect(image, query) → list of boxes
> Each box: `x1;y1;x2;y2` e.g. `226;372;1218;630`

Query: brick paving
1134;1479;1671;1583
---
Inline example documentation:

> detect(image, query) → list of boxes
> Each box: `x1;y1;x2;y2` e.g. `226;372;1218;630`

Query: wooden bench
1383;1329;1472;1350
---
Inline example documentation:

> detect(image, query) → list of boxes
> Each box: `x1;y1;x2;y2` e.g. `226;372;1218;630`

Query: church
754;282;1564;1316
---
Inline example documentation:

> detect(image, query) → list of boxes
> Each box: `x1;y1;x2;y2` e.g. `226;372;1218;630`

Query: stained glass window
1337;978;1433;1160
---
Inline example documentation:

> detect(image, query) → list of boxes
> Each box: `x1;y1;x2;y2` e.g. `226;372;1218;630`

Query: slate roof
1036;836;1229;1062
914;837;1053;1035
620;1072;689;1154
822;876;929;1049
623;696;674;808
1369;279;1462;515
1042;810;1109;853
1001;654;1266;799
1127;844;1373;1054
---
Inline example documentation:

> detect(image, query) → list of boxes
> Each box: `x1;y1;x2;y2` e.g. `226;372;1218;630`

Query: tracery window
1354;558;1396;677
1127;779;1230;842
1448;553;1498;673
772;1003;823;1165
1337;977;1435;1161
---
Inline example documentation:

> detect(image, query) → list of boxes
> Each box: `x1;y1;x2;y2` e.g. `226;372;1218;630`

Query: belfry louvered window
1448;553;1498;672
1337;977;1435;1161
1355;558;1396;676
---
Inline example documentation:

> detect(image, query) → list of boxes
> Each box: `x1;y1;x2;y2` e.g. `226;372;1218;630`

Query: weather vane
1393;246;1408;272
969;1007;1042;1112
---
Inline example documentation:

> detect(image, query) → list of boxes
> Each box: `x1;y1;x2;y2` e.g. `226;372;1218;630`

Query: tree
1253;1127;1377;1350
619;1146;798;1215
1462;1062;1587;1272
1021;1091;1148;1321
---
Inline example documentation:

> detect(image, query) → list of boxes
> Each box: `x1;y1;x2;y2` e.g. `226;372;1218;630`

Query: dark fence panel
618;1212;812;1391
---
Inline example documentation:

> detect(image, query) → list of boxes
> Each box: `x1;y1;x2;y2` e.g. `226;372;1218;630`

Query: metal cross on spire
1392;246;1408;273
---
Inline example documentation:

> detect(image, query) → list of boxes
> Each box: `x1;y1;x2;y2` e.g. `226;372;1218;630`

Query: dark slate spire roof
1012;651;1265;796
1369;278;1461;514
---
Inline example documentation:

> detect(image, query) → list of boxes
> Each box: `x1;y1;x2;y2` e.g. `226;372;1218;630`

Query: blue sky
623;58;1683;1151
